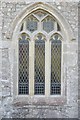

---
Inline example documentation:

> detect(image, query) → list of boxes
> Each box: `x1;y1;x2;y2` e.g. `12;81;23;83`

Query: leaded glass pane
43;16;54;33
27;15;38;32
51;34;61;95
19;34;29;94
34;35;45;95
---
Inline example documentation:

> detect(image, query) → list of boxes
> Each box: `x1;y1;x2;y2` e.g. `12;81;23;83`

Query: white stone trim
11;2;75;105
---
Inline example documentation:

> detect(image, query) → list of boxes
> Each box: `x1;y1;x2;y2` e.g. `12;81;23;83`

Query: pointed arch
11;2;75;42
12;2;72;100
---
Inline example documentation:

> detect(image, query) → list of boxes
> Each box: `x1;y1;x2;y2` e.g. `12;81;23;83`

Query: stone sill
13;95;66;107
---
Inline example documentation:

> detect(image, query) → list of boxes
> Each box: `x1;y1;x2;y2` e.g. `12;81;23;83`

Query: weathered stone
0;1;78;119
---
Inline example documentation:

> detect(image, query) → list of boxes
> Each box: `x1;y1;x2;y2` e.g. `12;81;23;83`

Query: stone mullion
38;20;42;31
45;37;51;96
23;20;26;31
54;21;57;31
29;36;34;96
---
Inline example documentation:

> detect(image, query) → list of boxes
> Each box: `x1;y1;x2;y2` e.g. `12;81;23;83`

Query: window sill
13;95;66;106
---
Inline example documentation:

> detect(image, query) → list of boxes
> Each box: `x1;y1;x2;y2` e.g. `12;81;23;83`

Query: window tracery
19;10;62;95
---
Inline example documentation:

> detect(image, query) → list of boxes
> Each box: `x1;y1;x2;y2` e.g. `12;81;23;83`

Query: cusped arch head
50;33;63;42
34;33;46;41
18;32;30;41
11;2;75;42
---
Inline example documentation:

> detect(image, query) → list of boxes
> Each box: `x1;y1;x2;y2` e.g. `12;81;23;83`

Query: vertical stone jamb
78;2;80;119
0;1;2;119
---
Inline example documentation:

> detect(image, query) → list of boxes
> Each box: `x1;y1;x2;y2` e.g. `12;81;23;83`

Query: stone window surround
11;2;75;105
18;10;62;96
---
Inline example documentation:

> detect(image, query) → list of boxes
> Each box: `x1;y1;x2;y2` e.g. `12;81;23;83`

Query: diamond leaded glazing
18;9;62;96
27;15;38;33
34;35;45;95
43;16;55;33
51;34;61;95
19;34;29;94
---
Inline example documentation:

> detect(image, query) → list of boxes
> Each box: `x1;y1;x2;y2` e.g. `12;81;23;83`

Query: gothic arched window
18;9;62;96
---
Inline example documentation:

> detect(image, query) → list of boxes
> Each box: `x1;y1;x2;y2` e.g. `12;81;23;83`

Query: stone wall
0;0;78;119
78;2;80;119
